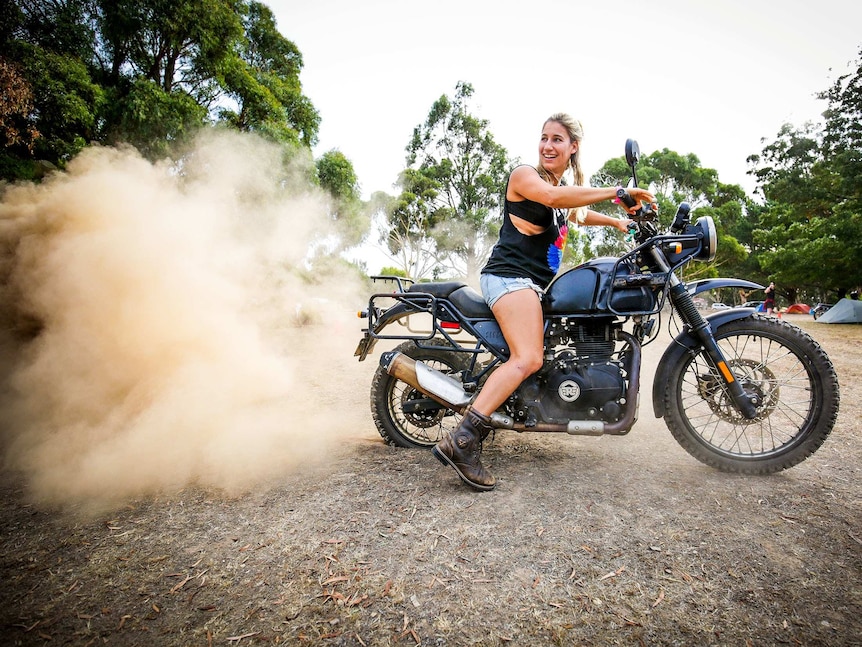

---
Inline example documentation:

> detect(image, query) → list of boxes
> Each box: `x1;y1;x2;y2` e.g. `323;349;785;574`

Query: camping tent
816;298;862;323
786;303;811;314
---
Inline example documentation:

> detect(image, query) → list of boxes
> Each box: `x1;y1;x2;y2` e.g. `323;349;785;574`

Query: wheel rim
679;332;815;460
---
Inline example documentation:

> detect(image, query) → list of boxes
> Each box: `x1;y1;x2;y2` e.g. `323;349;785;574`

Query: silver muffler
379;351;471;411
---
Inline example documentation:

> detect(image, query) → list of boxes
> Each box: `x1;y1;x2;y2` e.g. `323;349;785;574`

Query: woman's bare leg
470;288;544;417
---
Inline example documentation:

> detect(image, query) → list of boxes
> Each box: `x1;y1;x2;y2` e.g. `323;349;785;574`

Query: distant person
764;281;776;315
432;113;656;491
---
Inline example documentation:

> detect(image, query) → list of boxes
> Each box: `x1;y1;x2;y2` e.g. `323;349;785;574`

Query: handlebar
616;187;638;209
616;139;697;246
615;187;657;225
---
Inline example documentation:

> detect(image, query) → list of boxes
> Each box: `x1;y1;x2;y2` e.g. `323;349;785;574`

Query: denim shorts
480;273;544;309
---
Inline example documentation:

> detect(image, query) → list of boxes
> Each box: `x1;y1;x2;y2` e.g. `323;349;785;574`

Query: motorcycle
354;140;840;474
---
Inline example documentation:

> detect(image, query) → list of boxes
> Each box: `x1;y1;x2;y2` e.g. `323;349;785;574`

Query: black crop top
482;166;569;288
507;194;552;226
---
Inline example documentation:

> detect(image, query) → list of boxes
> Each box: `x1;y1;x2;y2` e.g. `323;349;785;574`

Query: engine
509;321;628;425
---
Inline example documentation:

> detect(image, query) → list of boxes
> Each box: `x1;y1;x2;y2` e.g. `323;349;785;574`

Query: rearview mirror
625;139;640;167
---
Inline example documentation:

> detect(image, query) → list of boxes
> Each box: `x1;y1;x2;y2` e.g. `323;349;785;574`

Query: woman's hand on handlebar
614;217;633;233
623;188;656;215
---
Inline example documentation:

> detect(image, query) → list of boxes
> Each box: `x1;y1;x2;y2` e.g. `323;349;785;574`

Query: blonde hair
536;113;585;187
538;113;587;224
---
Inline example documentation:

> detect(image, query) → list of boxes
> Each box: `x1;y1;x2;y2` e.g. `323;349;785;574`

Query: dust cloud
0;131;370;511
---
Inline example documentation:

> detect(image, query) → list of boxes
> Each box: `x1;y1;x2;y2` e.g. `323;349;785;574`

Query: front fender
651;308;756;418
686;278;763;296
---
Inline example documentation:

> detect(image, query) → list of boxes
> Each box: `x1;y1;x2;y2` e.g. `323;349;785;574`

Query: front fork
657;259;759;420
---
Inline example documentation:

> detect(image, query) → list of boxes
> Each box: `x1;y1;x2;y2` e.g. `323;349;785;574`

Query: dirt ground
1;314;860;647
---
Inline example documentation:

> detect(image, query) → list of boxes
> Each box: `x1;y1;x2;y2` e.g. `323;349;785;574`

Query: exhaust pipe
380;337;641;436
379;351;472;411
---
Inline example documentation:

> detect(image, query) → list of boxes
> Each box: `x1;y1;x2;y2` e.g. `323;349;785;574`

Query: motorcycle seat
407;281;493;318
449;286;493;318
407;281;466;297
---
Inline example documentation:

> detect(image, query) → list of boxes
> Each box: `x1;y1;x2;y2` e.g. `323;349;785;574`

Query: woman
764;282;776;315
433;113;656;491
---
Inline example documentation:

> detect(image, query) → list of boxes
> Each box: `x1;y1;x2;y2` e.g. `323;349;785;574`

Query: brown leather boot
432;409;496;491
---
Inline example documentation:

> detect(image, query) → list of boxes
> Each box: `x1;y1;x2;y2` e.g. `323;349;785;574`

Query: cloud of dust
0;131;370;510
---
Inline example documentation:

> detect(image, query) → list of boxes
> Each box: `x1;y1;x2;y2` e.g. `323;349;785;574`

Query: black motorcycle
354;140;839;474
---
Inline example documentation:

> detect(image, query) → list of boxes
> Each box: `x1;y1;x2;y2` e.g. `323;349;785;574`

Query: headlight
695;216;717;262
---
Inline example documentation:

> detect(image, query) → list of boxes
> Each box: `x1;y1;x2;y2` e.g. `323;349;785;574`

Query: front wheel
370;339;470;449
663;315;839;474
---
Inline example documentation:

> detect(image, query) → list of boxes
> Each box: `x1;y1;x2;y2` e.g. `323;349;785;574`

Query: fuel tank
544;257;656;315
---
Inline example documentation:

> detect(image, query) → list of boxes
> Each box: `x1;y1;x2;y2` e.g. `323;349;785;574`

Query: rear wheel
370;339;469;448
663;315;839;474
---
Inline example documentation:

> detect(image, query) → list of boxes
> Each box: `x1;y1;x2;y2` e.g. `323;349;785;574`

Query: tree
95;0;242;95
0;57;38;157
1;0;103;175
94;0;244;151
747;46;862;301
217;1;319;147
0;0;321;175
314;149;369;251
387;81;512;281
383;171;449;279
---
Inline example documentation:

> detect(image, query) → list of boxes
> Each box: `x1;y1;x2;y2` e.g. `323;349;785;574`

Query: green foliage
96;0;243;93
378;266;408;277
316;149;359;202
747;46;862;301
105;79;207;158
217;1;320;147
1;0;321;174
386;81;512;280
314;149;369;250
10;0;95;60
7;42;104;169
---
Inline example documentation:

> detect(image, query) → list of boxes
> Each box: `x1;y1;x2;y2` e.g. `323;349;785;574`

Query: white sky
268;0;860;271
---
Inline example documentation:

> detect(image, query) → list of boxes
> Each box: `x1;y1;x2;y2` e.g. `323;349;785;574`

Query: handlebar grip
616;187;638;209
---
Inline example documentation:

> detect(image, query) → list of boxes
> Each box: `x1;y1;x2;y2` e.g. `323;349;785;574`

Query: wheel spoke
372;342;466;448
677;329;815;458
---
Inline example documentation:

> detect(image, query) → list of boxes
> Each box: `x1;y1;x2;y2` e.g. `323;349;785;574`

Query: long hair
536;113;585;187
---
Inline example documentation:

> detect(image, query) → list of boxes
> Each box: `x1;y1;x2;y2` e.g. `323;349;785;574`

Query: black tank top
482;166;569;288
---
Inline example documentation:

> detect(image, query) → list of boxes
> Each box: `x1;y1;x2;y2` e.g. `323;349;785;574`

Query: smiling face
539;120;578;179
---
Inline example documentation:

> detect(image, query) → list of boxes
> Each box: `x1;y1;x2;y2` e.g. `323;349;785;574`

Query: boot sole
432;446;496;492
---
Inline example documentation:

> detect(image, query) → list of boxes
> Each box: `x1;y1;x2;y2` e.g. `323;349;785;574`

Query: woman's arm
508;165;654;209
573;209;632;233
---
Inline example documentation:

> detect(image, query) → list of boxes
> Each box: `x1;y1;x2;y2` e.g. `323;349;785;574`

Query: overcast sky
270;0;858;193
267;0;860;271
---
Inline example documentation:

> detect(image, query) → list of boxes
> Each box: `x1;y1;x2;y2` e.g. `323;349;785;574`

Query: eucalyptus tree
218;0;319;147
315;149;369;251
0;0;322;175
387;81;512;281
748;46;862;301
0;0;103;175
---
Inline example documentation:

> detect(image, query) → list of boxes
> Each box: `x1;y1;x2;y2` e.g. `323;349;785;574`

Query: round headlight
695;215;717;262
